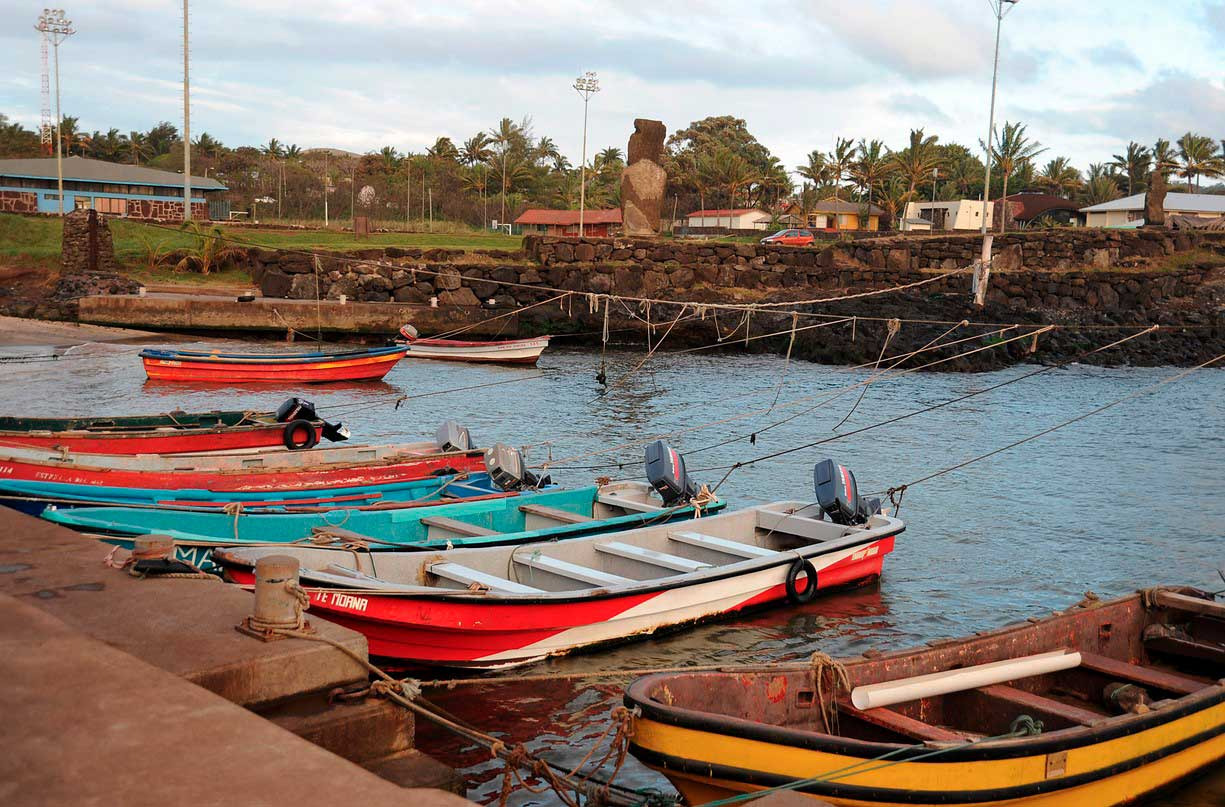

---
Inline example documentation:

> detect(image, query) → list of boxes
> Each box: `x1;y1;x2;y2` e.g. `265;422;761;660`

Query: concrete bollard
252;554;304;630
131;535;175;561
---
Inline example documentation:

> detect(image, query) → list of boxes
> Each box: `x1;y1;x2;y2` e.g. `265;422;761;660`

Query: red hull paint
0;423;322;455
142;351;406;383
226;535;897;666
0;449;485;492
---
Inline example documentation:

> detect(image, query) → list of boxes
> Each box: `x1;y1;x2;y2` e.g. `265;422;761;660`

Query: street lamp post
573;71;600;235
35;8;74;217
975;0;1018;306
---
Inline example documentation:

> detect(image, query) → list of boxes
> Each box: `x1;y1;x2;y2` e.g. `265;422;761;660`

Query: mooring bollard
237;554;313;640
131;534;175;561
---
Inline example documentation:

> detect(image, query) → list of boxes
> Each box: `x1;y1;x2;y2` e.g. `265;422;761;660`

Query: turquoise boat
43;481;726;570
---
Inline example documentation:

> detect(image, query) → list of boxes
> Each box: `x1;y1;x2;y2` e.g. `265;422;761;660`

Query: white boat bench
429;562;542;594
518;503;593;524
596;541;712;573
420;516;501;537
515;553;630;587
668;531;778;559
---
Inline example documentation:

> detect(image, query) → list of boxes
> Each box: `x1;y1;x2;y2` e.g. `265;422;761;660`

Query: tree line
1;111;1221;229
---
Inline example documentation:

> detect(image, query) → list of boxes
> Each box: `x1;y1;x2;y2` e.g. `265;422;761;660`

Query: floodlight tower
35;8;75;216
573;71;600;233
975;0;1018;306
182;0;191;221
38;30;52;154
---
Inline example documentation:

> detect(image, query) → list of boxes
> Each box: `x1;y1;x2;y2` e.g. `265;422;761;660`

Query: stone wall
0;190;37;213
61;209;120;276
125;199;208;221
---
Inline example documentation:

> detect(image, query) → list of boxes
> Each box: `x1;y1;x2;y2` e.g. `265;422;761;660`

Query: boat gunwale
139;346;408;363
624;590;1225;763
627;713;1225;804
215;507;894;607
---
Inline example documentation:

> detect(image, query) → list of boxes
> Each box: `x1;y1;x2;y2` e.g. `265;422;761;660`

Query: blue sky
1;1;1222;176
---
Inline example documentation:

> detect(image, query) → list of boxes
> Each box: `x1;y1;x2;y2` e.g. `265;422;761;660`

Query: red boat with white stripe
216;461;903;669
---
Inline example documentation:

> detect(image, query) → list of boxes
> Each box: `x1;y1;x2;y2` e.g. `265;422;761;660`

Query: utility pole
975;0;1018;306
36;9;74;216
573;71;600;235
182;0;191;221
323;152;329;226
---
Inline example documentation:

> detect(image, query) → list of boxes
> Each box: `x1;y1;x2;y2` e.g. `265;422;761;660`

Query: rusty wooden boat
626;587;1225;806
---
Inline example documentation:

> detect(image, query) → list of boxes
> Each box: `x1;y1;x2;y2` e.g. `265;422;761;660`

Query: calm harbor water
2;339;1222;805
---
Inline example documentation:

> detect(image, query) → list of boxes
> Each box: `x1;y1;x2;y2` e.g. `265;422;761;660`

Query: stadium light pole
976;0;1018;306
573;71;599;235
182;0;191;222
36;8;74;216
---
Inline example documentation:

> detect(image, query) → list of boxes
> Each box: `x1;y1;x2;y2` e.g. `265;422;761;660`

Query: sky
1;1;1222;178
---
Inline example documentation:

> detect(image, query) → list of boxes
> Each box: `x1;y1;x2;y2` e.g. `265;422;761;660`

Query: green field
0;213;523;265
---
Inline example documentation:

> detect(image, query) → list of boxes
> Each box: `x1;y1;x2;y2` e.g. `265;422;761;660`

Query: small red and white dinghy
215;457;904;669
398;325;549;365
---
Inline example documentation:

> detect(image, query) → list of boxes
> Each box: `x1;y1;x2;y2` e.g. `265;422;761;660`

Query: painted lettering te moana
313;591;369;612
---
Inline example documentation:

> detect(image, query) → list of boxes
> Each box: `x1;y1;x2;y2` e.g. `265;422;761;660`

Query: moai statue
620;119;667;236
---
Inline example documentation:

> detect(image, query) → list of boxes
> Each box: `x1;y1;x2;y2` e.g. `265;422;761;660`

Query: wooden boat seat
515;554;630;587
837;700;971;743
420;516;500;538
596;541;712;573
429;562;542;594
518;504;593;524
975;684;1106;726
669;531;777;559
1079;652;1207;695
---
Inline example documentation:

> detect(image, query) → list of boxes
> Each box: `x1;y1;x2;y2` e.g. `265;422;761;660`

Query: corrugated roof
808;197;886;216
686;208;765;218
0;156;226;190
997;192;1078;221
514;208;622;225
1079;192;1225;214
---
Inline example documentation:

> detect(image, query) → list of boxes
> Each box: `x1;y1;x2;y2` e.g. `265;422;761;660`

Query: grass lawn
0;213;523;265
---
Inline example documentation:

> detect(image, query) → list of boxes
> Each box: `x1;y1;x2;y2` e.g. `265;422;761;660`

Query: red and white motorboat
215;461;904;669
398;325;549;365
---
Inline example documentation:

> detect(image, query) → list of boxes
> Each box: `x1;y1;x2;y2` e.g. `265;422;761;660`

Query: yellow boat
625;587;1225;806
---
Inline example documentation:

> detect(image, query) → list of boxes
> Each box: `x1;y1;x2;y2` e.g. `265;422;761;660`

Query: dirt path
0;315;166;347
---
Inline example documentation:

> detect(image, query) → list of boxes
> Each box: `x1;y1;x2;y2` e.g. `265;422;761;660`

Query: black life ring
785;557;818;604
282;419;318;451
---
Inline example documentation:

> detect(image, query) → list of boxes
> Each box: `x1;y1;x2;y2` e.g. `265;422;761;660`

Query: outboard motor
484;443;548;490
644;440;698;506
321;421;351;442
814;459;881;525
435;420;473;453
276;397;318;424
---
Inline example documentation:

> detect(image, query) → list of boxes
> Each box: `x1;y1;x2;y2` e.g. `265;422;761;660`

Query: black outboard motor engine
435;420;473;453
484;443;548;490
814;459;882;525
644;440;698;506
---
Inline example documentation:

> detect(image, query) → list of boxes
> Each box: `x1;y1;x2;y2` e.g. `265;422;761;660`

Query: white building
1079;193;1225;228
685;208;772;230
901;200;993;231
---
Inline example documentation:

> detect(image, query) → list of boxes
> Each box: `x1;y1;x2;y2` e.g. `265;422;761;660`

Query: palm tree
1083;175;1122;207
488;117;525;226
1110;141;1150;196
125;131;153;164
1036;157;1082;198
890;128;942;198
89;128;124;161
983;121;1046;231
711;148;757;230
1152;138;1179;180
284;143;302;159
941;144;982;198
377;146;401;172
827;137;856;212
57;116;83;156
193;132;224;160
876;175;915;231
851;139;889;214
460;134;491;167
1176;132;1224;192
796;150;830;193
262;138;285;159
427;137;459;162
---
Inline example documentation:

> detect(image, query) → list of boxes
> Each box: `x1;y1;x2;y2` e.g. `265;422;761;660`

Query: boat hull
141;348;407;383
0;423;323;454
227;534;892;668
403;337;549;365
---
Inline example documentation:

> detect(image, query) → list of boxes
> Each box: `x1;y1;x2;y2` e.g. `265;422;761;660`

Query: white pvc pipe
850;650;1082;711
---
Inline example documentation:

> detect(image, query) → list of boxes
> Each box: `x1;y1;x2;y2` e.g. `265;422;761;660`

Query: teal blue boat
43;481;725;570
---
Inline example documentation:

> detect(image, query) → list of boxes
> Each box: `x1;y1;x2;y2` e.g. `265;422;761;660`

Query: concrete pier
78;293;518;338
0;509;470;804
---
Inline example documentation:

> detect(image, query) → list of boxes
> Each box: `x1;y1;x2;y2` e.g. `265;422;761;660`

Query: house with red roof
514;208;622;237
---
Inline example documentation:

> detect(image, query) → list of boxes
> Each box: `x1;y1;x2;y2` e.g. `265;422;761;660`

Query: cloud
887;93;952;126
1087;42;1143;70
814;2;992;79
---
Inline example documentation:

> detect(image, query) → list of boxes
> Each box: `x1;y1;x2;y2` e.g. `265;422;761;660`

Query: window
43;193;60;200
73;196;91;210
96;197;127;215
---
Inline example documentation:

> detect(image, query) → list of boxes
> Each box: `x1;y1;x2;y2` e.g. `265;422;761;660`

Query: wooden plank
1151;590;1225;620
515;554;630;587
518;504;593;524
837;699;970;742
976;685;1106;726
1079;652;1209;695
419;516;500;538
596;541;711;573
428;562;541;594
669;531;777;559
